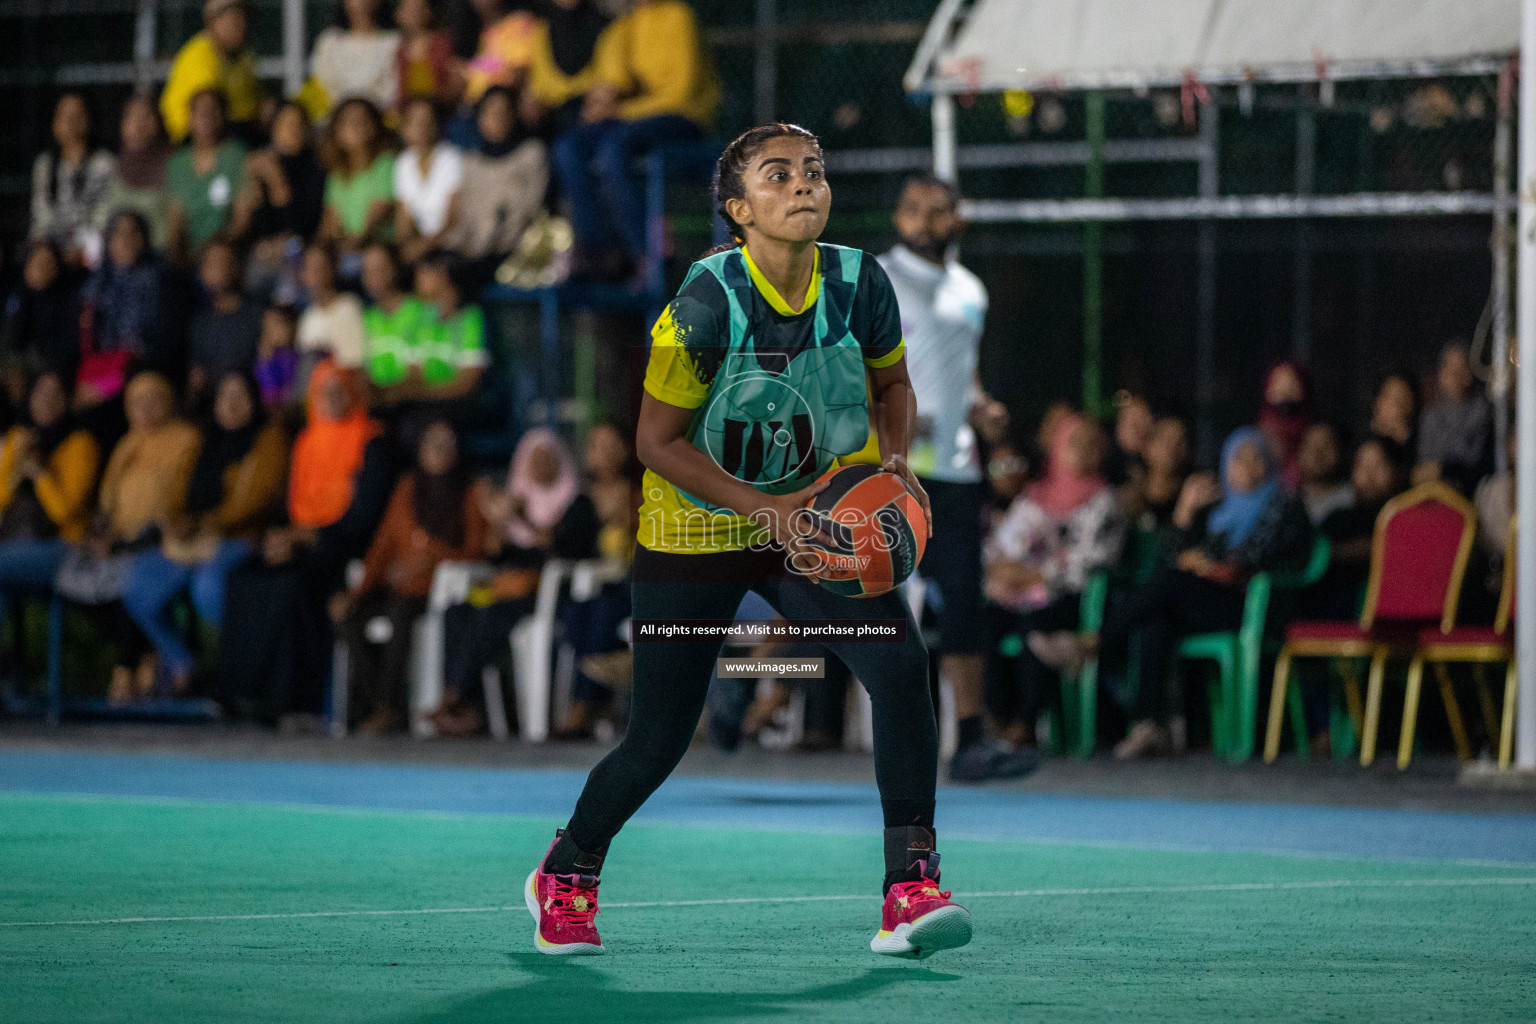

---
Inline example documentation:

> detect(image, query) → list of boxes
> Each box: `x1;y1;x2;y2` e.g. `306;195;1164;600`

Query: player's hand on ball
882;454;932;539
752;479;836;578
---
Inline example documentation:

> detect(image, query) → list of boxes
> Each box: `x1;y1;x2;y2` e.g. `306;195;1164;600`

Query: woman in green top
409;249;486;402
523;124;971;963
166;89;248;261
320;97;397;258
359;241;427;401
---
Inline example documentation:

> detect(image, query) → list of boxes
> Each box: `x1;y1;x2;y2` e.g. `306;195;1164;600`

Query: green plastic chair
996;571;1109;757
1174;534;1331;762
1058;572;1110;758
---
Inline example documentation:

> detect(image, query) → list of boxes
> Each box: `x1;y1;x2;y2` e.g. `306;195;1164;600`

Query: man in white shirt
878;175;1032;782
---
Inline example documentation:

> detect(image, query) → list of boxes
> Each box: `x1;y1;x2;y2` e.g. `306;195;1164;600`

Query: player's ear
724;196;753;232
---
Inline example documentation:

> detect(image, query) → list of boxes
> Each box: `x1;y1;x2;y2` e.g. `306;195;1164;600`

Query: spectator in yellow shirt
551;0;718;284
161;0;263;144
524;0;608;132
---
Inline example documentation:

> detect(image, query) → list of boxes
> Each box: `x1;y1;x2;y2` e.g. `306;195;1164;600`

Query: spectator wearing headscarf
440;87;547;266
2;239;84;405
525;0;608;132
1036;428;1312;759
1368;370;1419;453
982;414;1123;752
218;360;393;722
98;96;174;253
1257;361;1311;491
331;419;485;734
433;428;599;737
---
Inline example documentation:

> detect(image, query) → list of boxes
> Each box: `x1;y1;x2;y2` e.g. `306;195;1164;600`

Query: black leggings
565;544;936;856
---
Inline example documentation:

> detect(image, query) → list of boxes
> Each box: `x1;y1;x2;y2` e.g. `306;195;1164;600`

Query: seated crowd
971;350;1505;761
1;0;710;734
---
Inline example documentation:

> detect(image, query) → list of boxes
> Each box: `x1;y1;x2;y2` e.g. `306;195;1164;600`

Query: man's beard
897;231;954;264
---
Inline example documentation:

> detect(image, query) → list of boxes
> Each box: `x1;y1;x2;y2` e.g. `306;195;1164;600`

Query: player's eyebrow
757;157;791;169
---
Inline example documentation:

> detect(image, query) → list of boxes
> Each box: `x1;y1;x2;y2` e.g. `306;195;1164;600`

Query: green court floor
2;791;1533;1023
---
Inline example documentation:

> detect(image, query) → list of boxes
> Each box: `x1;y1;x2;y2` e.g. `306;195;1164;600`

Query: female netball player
525;123;972;961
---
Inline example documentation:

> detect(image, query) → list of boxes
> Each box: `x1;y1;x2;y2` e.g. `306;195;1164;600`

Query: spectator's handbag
494;211;573;290
54;545;137;605
76;305;134;403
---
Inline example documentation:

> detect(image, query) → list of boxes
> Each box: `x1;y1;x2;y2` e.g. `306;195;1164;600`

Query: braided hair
705;123;822;257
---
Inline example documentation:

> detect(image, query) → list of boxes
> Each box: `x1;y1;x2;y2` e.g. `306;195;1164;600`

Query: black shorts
915;478;985;656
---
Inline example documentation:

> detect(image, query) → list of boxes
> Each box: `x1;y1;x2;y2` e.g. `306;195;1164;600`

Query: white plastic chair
508;557;629;742
409;561;494;737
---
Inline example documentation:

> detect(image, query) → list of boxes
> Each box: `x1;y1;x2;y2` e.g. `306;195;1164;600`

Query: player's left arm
869;357;932;539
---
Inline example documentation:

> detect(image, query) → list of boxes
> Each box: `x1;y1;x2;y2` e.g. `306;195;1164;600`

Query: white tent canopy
910;0;1517;93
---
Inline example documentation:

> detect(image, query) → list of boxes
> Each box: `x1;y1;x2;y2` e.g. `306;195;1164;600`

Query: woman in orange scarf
217;359;396;723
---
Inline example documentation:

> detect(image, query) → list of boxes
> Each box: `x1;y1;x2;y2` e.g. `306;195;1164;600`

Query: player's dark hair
899;172;961;209
706;123;823;255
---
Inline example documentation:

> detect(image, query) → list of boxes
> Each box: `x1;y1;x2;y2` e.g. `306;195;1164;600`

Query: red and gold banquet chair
1263;483;1477;766
1399;519;1517;770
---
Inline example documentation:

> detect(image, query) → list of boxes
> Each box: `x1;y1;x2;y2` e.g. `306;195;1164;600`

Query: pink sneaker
524;835;605;955
870;854;972;959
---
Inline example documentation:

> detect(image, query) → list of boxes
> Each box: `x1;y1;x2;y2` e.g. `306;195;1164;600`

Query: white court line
3;876;1534;930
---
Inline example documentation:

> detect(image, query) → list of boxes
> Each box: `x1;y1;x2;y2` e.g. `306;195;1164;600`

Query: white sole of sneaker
869;905;973;960
523;869;605;956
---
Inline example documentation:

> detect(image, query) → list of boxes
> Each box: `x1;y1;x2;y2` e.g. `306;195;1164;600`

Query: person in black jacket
1;238;84;419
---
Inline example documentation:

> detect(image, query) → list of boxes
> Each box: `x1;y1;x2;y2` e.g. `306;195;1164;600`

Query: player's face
729;137;829;245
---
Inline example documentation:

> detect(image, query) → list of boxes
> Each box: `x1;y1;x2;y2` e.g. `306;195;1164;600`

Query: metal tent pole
1083;90;1106;416
754;0;776;125
932;93;957;182
1516;0;1536;770
282;0;306;97
1196;95;1220;466
1493;58;1515;477
133;0;157;94
1292;99;1316;363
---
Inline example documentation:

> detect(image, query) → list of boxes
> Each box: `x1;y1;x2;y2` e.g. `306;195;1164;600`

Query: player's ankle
544;828;606;877
882;824;939;894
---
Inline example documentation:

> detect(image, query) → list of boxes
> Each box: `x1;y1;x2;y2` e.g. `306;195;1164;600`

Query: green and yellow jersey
639;242;905;554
